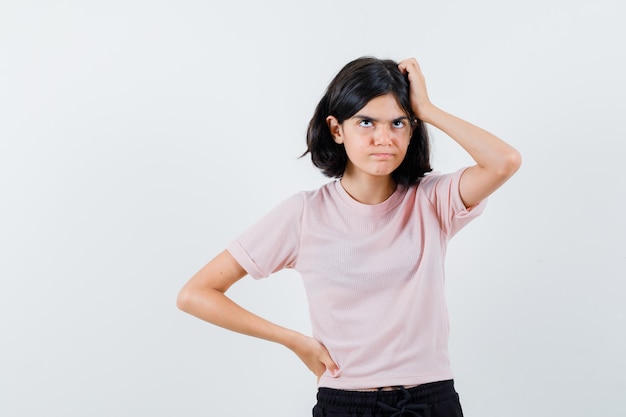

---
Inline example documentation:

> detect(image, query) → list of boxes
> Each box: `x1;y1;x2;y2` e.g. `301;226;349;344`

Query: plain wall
1;0;624;416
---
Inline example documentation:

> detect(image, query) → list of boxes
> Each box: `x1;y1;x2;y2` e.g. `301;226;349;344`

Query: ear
326;116;343;144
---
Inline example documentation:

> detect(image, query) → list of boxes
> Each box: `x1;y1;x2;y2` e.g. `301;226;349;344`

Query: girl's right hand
397;58;434;121
290;333;339;382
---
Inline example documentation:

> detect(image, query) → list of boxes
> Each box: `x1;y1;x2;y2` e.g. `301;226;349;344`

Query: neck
340;172;397;205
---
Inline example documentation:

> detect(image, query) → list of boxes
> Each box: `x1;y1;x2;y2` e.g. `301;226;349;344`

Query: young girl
177;57;521;416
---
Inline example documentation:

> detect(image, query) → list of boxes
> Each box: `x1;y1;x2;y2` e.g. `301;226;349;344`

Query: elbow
507;148;522;174
176;286;193;313
497;148;522;179
176;284;222;316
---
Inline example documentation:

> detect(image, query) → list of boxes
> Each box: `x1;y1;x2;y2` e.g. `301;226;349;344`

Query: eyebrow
352;114;409;122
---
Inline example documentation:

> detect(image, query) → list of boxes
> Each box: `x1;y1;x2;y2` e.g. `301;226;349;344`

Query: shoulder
414;168;470;199
299;181;339;204
268;182;338;216
417;168;465;189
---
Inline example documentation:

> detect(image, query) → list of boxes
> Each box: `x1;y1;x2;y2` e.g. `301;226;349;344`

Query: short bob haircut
303;56;432;185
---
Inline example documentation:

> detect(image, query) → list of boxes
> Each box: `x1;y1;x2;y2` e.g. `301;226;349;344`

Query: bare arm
176;250;339;380
398;58;522;207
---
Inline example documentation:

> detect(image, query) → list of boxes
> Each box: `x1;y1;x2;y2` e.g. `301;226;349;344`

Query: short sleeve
226;193;304;279
418;167;487;238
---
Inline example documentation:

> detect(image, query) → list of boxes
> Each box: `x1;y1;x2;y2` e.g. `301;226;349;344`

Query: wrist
280;329;306;352
416;102;442;125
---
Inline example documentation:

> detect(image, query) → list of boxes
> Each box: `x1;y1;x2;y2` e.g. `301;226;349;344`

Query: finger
398;60;412;74
402;59;423;75
322;356;340;377
315;364;339;380
398;57;417;70
326;364;340;377
313;346;339;377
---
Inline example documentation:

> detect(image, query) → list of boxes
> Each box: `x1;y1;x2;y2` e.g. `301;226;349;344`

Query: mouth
370;153;394;159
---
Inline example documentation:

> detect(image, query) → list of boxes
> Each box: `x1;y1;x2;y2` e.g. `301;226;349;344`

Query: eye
392;120;406;128
358;119;373;127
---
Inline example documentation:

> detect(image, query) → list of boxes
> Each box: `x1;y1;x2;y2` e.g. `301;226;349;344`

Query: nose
374;125;393;145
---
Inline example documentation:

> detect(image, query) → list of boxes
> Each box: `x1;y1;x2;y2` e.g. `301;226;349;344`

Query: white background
1;0;624;416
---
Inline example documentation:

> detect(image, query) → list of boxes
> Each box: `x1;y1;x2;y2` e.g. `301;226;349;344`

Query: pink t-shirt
227;168;486;390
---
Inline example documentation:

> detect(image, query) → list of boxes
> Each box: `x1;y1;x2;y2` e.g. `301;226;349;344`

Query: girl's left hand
398;58;433;120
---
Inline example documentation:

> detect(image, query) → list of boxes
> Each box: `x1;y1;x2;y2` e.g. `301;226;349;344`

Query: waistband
316;380;457;411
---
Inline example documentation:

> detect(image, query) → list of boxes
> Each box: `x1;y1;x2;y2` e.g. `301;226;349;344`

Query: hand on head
398;58;433;120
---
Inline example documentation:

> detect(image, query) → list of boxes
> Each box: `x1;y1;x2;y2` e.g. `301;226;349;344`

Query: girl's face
327;93;412;181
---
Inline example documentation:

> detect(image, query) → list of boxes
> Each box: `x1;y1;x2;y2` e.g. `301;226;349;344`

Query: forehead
355;93;407;118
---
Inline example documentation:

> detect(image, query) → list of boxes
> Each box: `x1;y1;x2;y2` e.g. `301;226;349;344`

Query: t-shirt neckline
332;180;407;216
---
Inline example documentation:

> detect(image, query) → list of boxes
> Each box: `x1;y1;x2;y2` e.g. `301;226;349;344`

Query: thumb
323;357;340;377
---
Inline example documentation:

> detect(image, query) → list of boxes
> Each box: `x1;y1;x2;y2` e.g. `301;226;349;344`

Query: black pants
312;380;463;417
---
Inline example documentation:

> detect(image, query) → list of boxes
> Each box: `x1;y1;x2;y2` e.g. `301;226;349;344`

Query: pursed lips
370;152;395;159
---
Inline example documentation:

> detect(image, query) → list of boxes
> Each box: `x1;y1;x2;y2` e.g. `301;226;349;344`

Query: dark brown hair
302;57;431;185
